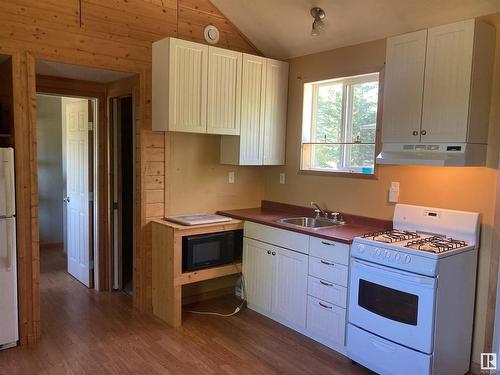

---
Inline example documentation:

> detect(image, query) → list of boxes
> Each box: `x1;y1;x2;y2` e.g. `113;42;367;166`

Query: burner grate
405;237;468;253
362;230;419;243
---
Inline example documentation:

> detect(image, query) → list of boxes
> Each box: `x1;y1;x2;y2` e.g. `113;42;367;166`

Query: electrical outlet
279;173;286;185
228;171;235;184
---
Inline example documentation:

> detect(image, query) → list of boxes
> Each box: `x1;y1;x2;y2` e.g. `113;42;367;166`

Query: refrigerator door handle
6;219;12;271
4;157;13;216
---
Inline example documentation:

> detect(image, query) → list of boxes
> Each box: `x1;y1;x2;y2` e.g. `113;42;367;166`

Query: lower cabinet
243;222;349;354
243;237;308;328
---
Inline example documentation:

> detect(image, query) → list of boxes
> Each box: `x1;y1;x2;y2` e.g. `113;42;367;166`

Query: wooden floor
0;248;371;374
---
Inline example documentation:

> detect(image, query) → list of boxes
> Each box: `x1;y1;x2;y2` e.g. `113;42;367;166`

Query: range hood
376;143;487;166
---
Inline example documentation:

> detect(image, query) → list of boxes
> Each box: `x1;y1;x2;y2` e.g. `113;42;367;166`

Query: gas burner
405;236;468;253
362;229;420;243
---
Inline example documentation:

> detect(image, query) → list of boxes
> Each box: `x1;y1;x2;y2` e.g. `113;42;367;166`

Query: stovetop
361;229;470;254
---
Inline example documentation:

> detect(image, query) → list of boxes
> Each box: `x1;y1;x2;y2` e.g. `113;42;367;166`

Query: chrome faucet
311;202;327;218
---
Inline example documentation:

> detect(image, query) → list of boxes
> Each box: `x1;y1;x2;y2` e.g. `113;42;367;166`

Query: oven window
358;279;418;325
193;242;221;265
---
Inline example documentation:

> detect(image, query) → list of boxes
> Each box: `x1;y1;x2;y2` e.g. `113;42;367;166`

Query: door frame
36;76;108;291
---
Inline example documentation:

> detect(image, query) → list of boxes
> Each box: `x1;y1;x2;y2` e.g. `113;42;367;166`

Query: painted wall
36;95;64;245
263;15;500;363
166;132;265;215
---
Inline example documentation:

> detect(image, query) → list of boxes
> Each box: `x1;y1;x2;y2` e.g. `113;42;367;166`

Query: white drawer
309;236;349;265
307;296;346;346
308;256;348;287
244;221;309;254
307;276;347;308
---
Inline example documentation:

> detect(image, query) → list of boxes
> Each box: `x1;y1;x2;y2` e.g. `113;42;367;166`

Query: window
301;73;380;175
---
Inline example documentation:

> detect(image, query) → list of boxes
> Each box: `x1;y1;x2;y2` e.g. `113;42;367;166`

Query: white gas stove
347;204;480;375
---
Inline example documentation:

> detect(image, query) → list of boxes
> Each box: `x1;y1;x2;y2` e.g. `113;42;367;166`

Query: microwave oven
182;230;243;272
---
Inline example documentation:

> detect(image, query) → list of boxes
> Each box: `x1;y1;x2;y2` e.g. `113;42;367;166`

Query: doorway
111;96;134;294
37;94;98;288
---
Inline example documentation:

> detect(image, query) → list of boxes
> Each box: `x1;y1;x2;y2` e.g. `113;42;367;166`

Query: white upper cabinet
382;30;427;143
421;20;475;143
239;54;267;165
220;56;288;165
263;59;289;165
381;19;495;145
207;47;242;135
153;37;289;161
153;38;208;133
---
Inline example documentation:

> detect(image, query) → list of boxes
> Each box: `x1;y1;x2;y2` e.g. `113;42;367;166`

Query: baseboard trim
470;361;480;374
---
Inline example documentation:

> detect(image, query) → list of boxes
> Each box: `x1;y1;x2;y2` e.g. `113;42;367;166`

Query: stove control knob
357;244;365;253
384;250;391;259
395;253;402;262
375;248;382;257
405;255;411;264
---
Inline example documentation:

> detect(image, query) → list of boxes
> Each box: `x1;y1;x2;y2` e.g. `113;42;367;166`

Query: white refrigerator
0;147;18;350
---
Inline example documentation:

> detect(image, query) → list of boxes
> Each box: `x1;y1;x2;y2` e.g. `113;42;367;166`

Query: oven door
349;259;436;354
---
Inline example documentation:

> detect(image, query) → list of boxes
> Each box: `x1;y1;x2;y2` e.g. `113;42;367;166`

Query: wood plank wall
0;0;259;345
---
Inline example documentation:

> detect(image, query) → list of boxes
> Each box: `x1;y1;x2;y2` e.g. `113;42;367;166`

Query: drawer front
307;296;346;346
308;256;348;287
307;276;347;308
309;236;349;265
244;221;309;254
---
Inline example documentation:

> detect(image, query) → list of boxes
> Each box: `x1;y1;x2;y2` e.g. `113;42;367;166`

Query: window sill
298;169;378;180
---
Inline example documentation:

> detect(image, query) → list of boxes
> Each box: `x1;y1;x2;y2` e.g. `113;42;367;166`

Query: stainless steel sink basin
277;216;343;230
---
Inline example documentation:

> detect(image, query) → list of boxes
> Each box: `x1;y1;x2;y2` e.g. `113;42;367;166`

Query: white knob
395;253;401;262
375;248;381;257
405;255;411;264
357;244;365;253
384;250;391;259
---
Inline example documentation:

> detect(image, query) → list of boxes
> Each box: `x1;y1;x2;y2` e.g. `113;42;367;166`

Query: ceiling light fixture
310;7;326;36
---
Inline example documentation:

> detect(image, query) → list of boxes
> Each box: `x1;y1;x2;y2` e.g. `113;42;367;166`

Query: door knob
412;131;419;136
63;197;70;203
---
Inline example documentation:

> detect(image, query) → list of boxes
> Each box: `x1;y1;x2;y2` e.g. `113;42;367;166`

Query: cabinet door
263;59;288;165
382;30;427;143
239;54;267;165
421;19;475;142
271;246;308;328
242;238;273;314
169;38;208;133
207;47;242;135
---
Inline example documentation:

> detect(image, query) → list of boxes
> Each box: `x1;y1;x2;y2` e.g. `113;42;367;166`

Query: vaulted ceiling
210;0;500;59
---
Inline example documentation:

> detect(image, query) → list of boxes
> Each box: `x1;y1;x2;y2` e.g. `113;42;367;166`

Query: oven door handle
351;259;436;287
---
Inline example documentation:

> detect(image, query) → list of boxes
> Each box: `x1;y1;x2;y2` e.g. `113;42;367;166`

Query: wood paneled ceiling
210;0;500;59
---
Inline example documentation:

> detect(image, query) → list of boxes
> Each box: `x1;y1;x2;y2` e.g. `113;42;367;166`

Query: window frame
300;71;382;177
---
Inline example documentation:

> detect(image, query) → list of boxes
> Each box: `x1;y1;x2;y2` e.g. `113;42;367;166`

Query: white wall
36;95;64;245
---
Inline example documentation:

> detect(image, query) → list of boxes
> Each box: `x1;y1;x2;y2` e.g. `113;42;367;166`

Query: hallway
0;248;368;374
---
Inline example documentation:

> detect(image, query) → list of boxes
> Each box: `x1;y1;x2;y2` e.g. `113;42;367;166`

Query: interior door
65;99;91;287
271;246;308;328
242;238;273;314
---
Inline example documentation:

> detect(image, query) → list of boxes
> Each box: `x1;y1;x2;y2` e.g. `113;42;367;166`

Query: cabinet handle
318;301;333;309
412;130;419;136
420;130;427;135
321;241;335;246
319;280;333;287
320;260;334;266
272;251;276;256
267;250;271;255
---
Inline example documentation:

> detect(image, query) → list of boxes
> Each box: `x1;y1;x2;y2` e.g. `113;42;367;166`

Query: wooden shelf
176;263;242;286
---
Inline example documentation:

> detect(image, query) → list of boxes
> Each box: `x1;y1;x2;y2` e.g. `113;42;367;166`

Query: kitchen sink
277;216;343;230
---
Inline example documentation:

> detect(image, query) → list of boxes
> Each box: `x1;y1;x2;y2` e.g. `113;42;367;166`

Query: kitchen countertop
218;201;392;244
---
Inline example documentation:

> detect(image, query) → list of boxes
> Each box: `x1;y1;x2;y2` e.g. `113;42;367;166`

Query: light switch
228;171;235;184
389;182;400;203
279;173;286;185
